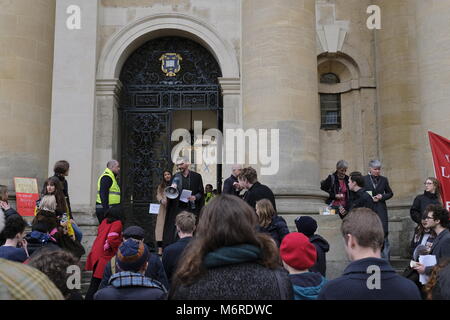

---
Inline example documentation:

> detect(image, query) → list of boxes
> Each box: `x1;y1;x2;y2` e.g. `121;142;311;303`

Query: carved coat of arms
159;53;182;77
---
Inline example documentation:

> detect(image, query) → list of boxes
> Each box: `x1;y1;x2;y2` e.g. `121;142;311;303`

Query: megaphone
164;186;179;199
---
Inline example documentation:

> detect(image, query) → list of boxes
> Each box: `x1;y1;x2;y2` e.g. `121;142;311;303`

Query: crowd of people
1;157;450;300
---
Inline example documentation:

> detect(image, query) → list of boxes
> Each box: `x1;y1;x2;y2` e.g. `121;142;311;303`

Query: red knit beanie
280;232;317;270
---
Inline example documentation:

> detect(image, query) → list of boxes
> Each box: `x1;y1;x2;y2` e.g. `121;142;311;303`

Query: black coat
170;170;205;215
163;170;204;247
410;191;441;224
222;175;240;197
309;234;330;277
425;229;450;275
162;237;192;284
258;216;289;247
243;182;276;211
363;175;393;235
344;189;375;219
320;172;350;208
99;252;169;291
318;257;421;300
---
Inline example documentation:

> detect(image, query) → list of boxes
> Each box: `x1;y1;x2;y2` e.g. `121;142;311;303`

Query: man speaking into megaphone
162;157;204;248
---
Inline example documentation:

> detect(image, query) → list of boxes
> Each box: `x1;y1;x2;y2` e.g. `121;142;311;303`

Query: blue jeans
72;222;83;243
381;235;390;261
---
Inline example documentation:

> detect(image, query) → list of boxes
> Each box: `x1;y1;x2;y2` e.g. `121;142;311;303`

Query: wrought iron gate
119;36;223;248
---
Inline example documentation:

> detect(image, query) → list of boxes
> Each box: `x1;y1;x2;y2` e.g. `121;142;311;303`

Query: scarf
203;244;262;268
109;271;167;292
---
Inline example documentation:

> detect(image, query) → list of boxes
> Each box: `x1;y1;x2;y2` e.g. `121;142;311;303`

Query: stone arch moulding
97;13;240;80
318;42;375;80
317;49;375;92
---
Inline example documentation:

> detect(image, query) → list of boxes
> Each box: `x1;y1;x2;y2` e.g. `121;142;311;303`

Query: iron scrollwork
119;37;223;246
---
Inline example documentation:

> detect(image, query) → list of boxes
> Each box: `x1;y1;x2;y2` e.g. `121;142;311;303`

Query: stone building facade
1;0;450;279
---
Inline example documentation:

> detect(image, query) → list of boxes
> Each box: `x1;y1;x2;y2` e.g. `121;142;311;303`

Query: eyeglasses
423;216;435;220
424;182;434;185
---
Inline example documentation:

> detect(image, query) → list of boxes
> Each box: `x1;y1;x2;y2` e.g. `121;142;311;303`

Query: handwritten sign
14;177;39;216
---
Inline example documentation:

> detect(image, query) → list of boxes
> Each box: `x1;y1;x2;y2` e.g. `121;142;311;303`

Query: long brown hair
256;199;276;228
424;258;450;300
425;177;443;204
171;194;280;288
0;185;8;202
156;170;172;196
42;177;67;214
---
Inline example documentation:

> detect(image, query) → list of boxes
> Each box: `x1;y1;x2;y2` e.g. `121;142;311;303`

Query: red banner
428;131;450;211
13;177;39;217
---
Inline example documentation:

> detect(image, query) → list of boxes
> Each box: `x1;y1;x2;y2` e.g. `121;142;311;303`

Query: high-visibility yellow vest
96;168;121;206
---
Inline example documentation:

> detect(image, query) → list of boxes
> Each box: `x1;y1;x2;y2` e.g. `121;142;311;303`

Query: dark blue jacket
290;272;327;300
318;257;421;300
259;216;289;247
222;175;240;197
99;252;169;291
95;272;167;300
3;208;19;220
162;237;192;284
309;234;329;277
425;229;450;275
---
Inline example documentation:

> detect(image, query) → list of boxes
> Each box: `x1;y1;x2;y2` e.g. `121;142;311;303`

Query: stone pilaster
375;0;423;201
94;78;123;187
374;0;423;257
0;0;56;189
241;0;326;214
219;77;241;179
49;0;99;212
415;0;450;175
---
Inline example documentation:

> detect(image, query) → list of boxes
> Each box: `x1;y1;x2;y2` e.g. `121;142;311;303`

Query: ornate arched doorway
119;36;223;247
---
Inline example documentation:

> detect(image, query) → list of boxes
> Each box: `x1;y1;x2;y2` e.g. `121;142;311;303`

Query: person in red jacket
85;206;123;300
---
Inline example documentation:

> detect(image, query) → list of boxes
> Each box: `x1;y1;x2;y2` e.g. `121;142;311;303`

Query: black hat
123;226;145;240
295;216;318;237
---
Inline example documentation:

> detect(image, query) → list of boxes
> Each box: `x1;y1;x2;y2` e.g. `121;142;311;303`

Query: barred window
320;73;341;130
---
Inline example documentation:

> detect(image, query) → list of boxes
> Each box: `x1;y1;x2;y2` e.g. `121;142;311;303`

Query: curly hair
425;204;449;228
2;215;27;239
237;167;258;184
29;249;79;299
424;257;450;300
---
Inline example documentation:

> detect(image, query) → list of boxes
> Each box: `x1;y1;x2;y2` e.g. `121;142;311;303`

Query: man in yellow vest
96;160;121;223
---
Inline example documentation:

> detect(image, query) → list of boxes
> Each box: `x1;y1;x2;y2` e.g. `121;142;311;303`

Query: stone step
390;256;410;274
